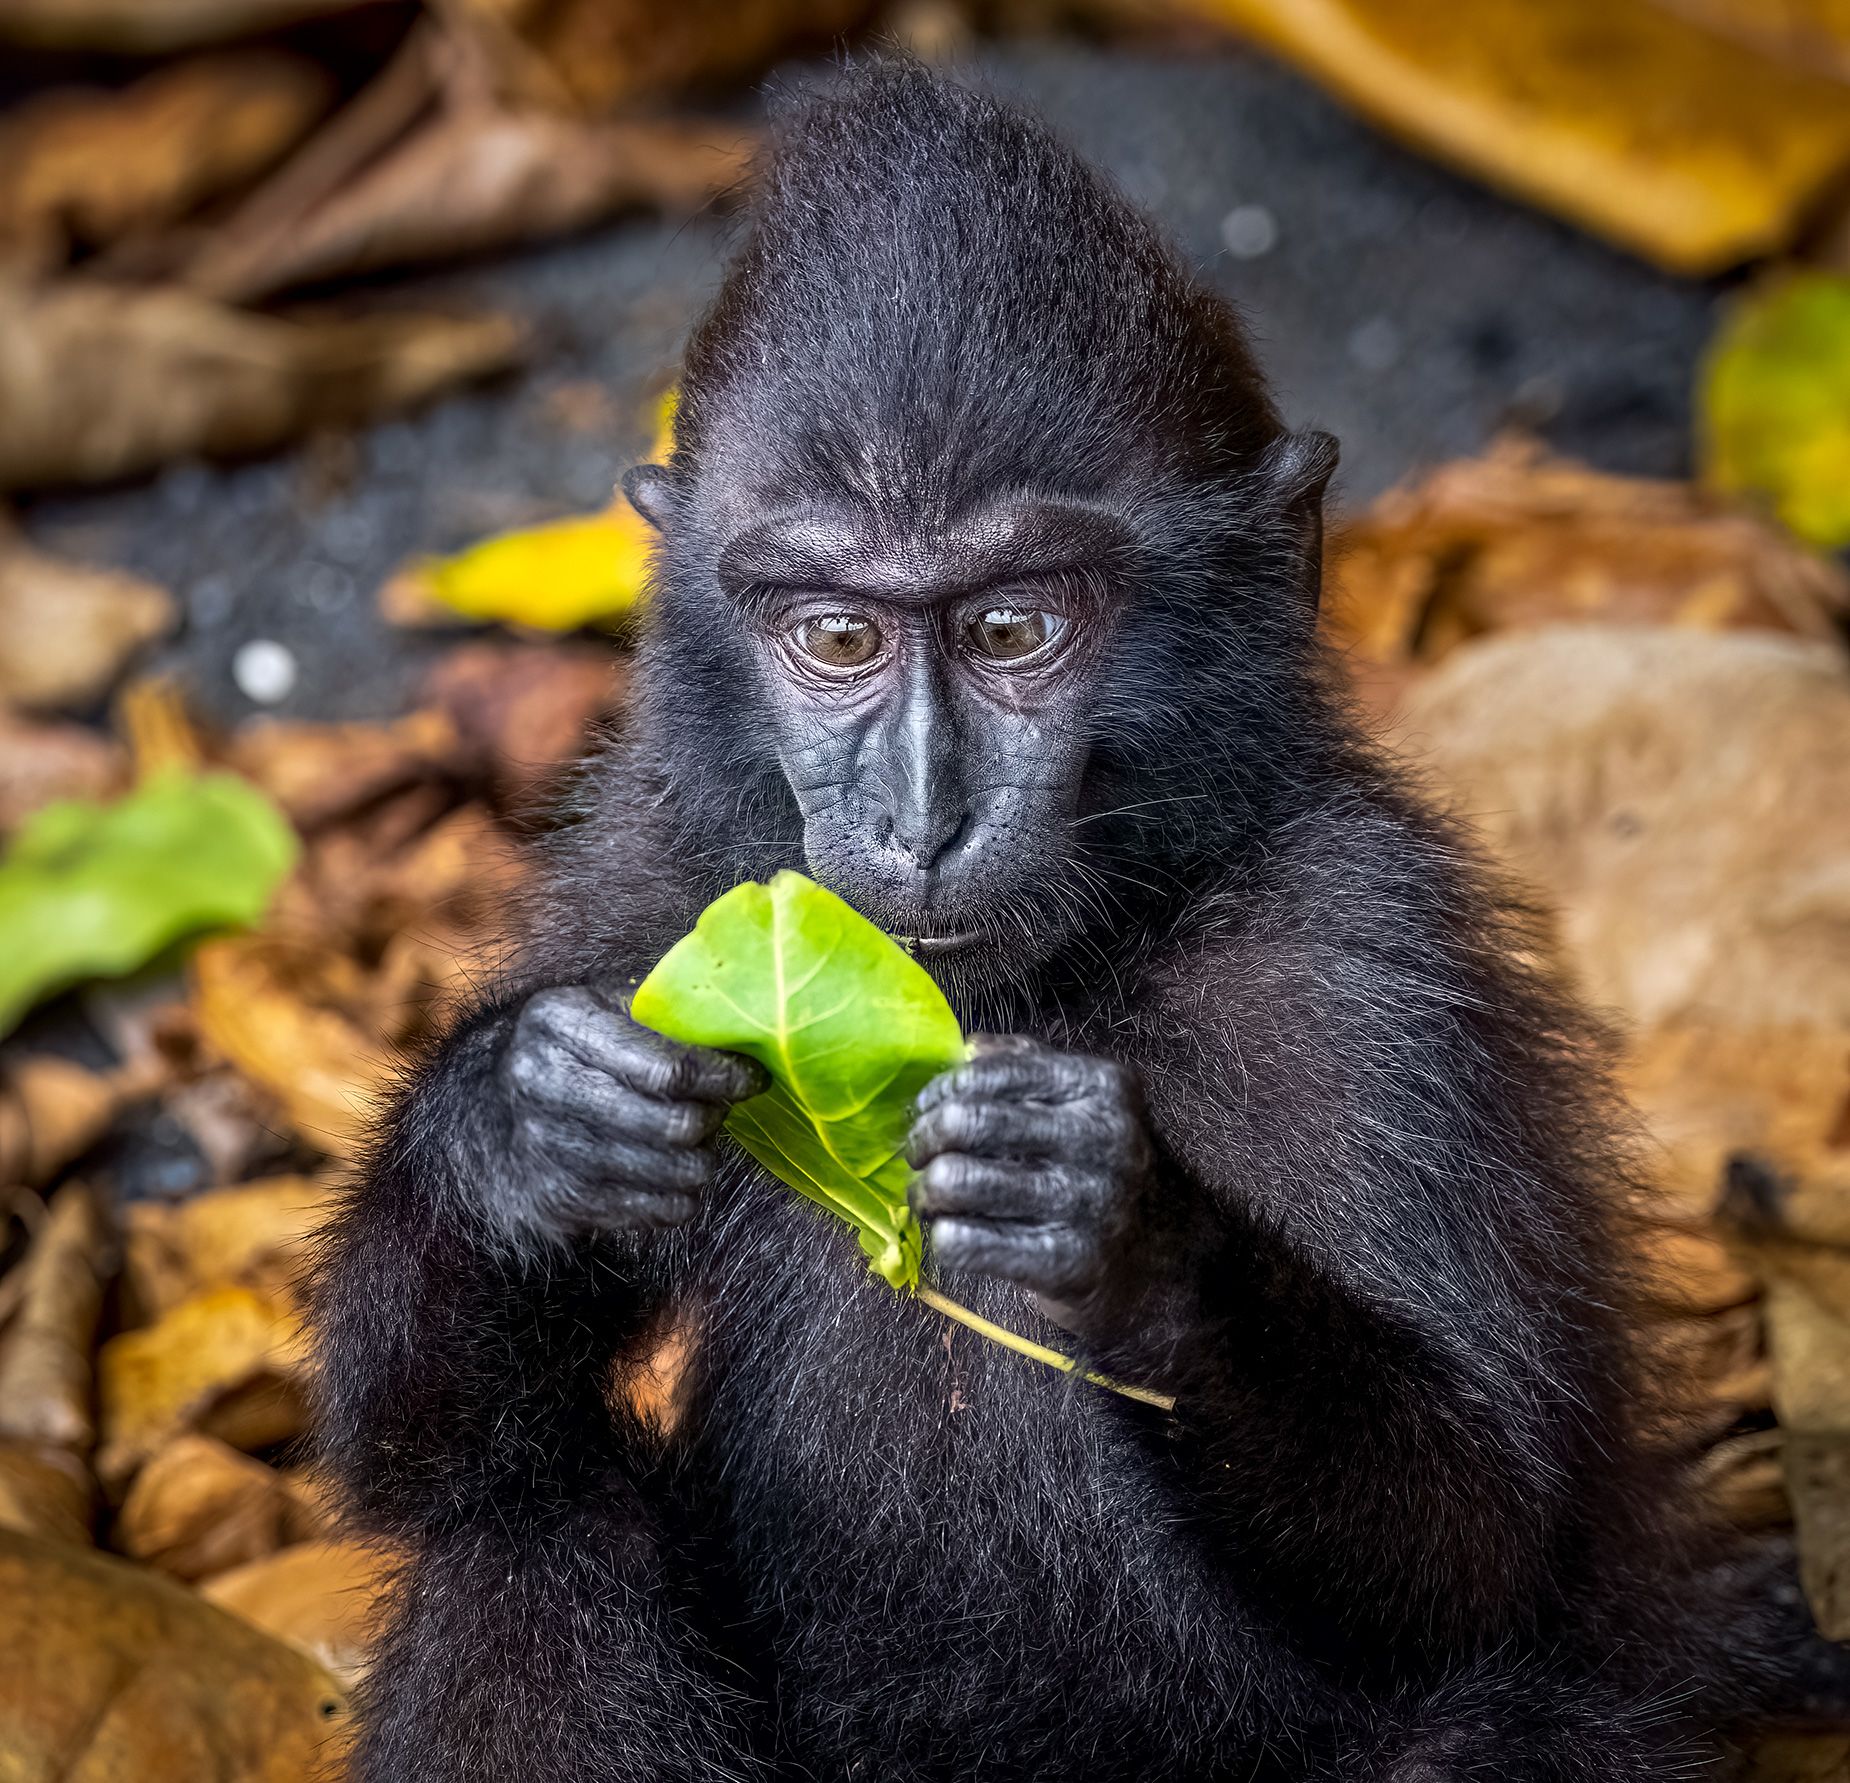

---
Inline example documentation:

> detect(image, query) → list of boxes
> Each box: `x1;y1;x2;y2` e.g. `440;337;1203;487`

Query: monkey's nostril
892;810;969;872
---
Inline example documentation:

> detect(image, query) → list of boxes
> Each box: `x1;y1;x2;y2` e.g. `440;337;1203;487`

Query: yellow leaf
1701;271;1850;552
1179;0;1850;272
381;384;675;631
411;504;653;630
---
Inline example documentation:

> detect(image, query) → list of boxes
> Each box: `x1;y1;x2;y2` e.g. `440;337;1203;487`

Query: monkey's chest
676;1233;1270;1779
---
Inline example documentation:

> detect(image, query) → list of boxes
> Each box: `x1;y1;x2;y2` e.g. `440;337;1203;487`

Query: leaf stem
913;1285;1177;1412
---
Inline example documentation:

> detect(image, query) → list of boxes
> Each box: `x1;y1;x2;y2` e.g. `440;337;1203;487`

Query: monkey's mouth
896;930;983;959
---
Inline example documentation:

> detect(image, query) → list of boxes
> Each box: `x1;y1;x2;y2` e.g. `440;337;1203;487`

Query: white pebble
232;638;298;705
1220;204;1279;260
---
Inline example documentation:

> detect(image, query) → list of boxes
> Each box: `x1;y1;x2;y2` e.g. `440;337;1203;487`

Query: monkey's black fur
316;64;1752;1781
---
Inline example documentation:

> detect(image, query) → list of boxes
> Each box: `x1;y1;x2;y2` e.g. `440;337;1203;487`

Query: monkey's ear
1254;429;1338;612
621;463;679;533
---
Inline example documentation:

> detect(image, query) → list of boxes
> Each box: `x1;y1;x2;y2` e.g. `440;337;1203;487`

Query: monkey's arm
909;936;1617;1655
314;997;771;1781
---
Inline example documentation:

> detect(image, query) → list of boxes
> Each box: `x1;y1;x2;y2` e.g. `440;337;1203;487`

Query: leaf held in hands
0;769;297;1037
631;871;967;1289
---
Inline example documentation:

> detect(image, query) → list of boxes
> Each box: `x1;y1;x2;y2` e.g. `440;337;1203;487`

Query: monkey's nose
884;805;968;872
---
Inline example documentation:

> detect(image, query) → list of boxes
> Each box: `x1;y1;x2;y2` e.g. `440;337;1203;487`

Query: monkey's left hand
906;1036;1168;1323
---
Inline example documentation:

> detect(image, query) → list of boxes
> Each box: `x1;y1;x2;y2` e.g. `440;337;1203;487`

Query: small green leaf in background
0;769;298;1036
631;870;968;1289
1701;270;1850;553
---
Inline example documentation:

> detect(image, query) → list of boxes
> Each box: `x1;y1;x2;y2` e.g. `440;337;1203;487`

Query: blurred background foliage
6;2;1850;1778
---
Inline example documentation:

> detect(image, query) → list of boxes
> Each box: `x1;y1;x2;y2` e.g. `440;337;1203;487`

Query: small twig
914;1284;1176;1412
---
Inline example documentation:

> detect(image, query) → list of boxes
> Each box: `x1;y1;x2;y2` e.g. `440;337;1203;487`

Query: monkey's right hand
493;985;767;1244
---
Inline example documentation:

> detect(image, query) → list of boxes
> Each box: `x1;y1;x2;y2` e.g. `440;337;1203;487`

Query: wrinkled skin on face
626;464;1138;965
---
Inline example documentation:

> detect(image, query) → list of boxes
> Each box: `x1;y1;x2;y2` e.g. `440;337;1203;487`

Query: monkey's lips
896;929;983;959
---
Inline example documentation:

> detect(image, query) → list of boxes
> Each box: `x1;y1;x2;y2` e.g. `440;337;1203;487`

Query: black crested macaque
315;63;1741;1782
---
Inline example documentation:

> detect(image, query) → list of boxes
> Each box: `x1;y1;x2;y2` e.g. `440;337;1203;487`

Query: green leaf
1701;270;1850;552
0;768;298;1037
630;870;967;1289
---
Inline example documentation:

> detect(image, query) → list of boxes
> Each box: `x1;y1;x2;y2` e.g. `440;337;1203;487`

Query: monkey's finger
911;1153;1091;1225
927;1215;1092;1299
515;1051;728;1148
540;1173;699;1236
526;988;766;1105
907;1095;1109;1168
916;1044;1119;1113
518;1111;715;1197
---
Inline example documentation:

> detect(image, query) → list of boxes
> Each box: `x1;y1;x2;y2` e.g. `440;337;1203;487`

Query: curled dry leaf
0;1051;165;1188
0;710;125;833
0;279;521;494
227;706;461;832
1400;627;1850;1032
122;1174;336;1326
0;52;332;269
0;0;368;51
1325;436;1850;674
1621;1025;1850;1220
116;1434;298;1582
0;528;176;712
1647;0;1850;81
0;1182;111;1451
0;1529;349;1782
0;1442;91;1544
97;1285;307;1494
421;640;623;802
187;106;753;302
201;1538;390;1686
1748;1731;1850;1782
447;0;872;114
188;936;396;1158
1182;0;1850;272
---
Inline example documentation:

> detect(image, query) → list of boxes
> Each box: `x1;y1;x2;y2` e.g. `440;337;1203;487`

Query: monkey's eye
794;611;883;670
964;607;1065;664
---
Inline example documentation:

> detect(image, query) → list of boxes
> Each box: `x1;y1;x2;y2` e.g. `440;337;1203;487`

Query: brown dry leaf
0;1441;91;1543
1648;0;1850;81
422;639;623;801
0;53;331;269
202;1537;390;1687
1621;1026;1850;1221
188;104;753;302
1751;1733;1850;1783
1634;1219;1758;1318
449;0;872;114
227;706;461;831
309;800;520;956
0;526;176;711
0;1182;110;1452
0;0;367;50
117;1434;298;1581
1697;1426;1792;1531
0;1528;349;1780
1325;438;1850;673
0;710;125;831
189;935;397;1158
122;1174;336;1326
1183;0;1850;272
1400;628;1850;1032
0;279;521;494
97;1285;307;1494
0;1051;165;1188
